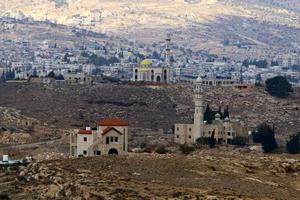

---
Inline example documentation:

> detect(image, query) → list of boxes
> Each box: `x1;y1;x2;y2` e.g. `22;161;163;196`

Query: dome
140;59;152;66
215;113;221;119
196;76;203;82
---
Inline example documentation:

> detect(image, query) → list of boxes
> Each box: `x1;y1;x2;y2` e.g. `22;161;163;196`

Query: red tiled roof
98;118;129;126
102;127;123;135
78;129;92;135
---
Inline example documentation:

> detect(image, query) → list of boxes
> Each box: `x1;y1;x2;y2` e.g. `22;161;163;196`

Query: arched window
135;69;138;80
151;70;154;81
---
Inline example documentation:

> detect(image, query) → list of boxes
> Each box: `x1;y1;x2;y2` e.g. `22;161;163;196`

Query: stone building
174;77;248;145
70;118;129;157
132;59;170;83
198;75;237;86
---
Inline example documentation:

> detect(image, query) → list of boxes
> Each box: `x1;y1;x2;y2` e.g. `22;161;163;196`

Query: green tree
218;106;223;119
223;106;229;119
204;105;213;124
265;76;292;98
209;129;216;148
55;74;65;80
286;133;300;154
47;71;55;78
63;53;70;63
255;74;262;82
179;144;195;154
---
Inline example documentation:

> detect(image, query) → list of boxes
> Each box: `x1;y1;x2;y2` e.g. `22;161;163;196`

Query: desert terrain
1;150;300;200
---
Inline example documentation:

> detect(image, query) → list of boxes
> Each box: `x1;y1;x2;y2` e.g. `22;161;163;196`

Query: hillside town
0;1;299;199
0;17;299;87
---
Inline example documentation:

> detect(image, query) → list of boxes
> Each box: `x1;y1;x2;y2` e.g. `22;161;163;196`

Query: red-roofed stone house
70;118;129;157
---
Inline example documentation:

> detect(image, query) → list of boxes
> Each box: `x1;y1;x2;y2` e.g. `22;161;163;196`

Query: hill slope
1;0;300;58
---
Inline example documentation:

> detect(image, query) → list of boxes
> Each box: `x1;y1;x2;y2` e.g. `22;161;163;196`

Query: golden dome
140;59;152;66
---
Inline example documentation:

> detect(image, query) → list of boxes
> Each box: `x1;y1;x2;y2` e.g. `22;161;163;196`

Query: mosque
174;76;248;145
132;59;170;83
132;35;172;83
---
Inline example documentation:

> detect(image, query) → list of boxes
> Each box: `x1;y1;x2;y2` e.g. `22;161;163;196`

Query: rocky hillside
0;83;299;136
1;0;299;58
3;151;300;199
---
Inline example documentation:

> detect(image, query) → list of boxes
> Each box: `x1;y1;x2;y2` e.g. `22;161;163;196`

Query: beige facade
174;77;247;145
70;119;129;157
133;59;170;83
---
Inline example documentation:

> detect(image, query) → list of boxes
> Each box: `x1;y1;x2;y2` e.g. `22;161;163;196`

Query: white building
70;118;129;157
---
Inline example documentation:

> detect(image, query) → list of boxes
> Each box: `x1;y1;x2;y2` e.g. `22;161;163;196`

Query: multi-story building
70;118;129;157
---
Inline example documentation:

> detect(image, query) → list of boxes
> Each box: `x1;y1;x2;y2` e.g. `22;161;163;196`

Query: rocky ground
0;82;298;136
1;150;300;200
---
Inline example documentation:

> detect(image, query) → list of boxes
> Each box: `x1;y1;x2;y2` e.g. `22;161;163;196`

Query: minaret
165;34;172;67
193;76;204;142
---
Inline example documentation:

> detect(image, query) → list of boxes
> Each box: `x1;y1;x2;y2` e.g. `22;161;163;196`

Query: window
83;137;87;142
177;127;179;131
189;135;191;139
106;137;109;144
115;137;118;142
96;151;101;155
227;132;231;136
83;150;87;155
110;137;114;142
189;128;192;132
176;135;179;138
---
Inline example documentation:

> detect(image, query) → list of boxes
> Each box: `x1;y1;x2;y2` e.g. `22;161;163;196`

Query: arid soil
0;82;299;137
2;151;300;200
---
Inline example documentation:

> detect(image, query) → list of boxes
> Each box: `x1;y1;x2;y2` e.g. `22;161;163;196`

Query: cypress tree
209;129;216;148
223;105;229;119
286;133;300;154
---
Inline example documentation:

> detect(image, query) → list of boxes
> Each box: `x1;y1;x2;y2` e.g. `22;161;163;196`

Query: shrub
286;133;300;154
196;137;211;145
140;142;146;149
179;144;195;154
231;137;248;146
155;146;167;154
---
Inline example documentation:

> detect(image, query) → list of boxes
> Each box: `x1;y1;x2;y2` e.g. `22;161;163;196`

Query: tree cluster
46;71;64;80
195;129;216;148
81;52;119;66
203;105;229;124
231;137;248;146
252;123;277;153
